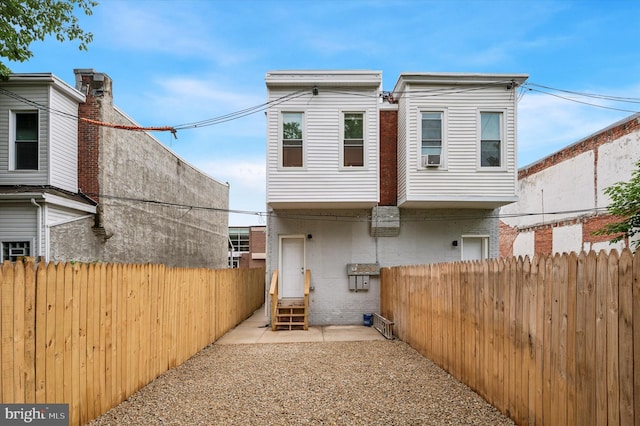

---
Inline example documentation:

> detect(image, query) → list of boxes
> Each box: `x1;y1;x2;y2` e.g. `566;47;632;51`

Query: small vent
422;155;440;167
370;206;400;237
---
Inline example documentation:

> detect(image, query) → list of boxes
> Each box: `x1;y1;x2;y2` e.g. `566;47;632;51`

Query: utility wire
84;190;615;224
2;80;638;134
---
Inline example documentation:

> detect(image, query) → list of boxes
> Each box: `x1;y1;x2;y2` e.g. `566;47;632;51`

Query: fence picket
606;251;620;426
618;250;634;425
1;263;263;425
379;249;640;426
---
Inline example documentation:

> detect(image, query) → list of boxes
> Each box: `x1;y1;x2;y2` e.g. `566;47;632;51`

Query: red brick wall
248;227;266;268
499;221;518;258
379;109;398;206
77;74;101;202
582;214;625;246
534;226;553;256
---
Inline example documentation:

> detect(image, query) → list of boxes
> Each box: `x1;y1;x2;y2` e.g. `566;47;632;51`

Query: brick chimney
75;69;112;203
379;108;398;206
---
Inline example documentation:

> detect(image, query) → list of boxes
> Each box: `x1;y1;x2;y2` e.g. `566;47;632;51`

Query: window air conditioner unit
422;155;441;167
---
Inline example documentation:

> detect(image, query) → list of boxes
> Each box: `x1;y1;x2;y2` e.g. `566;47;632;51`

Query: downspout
30;198;43;262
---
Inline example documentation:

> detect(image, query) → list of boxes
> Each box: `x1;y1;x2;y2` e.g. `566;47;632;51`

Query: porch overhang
398;195;518;209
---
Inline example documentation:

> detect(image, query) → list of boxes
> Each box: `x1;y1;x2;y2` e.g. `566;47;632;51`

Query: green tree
0;0;97;79
594;159;640;248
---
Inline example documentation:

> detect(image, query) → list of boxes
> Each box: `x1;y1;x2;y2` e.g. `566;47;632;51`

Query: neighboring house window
343;112;364;167
480;112;503;167
12;111;39;170
228;228;250;268
282;112;303;167
2;241;31;262
421;112;443;167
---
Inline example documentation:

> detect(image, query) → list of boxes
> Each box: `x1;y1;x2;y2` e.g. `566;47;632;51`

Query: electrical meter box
346;263;379;292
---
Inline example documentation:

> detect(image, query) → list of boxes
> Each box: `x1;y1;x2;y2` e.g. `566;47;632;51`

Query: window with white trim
480;112;503;168
11;111;39;170
343;112;364;167
282;112;303;167
420;111;443;167
2;241;31;262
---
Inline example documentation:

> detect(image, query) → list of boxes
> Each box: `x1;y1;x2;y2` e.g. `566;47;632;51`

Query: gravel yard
89;340;513;425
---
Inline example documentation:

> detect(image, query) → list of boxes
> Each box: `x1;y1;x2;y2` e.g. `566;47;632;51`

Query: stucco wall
64;70;229;268
267;207;497;325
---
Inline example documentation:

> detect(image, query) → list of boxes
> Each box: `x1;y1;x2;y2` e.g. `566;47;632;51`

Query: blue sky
8;0;640;226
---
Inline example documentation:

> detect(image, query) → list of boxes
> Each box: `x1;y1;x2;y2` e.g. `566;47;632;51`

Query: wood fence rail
380;249;639;426
0;261;265;425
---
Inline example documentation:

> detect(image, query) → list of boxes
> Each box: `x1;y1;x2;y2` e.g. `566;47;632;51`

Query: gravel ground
89;340;513;425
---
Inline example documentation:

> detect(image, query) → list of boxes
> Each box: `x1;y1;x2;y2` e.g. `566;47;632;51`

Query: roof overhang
268;201;378;209
0;187;97;213
399;195;519;210
5;73;86;103
393;72;529;96
266;70;382;88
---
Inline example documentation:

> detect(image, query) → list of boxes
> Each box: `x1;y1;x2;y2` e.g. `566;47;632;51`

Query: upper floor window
12;111;39;170
421;112;443;167
343;112;364;167
480;112;503;168
282;112;303;167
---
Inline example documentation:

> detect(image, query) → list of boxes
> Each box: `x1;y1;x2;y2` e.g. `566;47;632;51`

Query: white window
10;111;39;170
479;111;503;168
420;111;444;168
282;112;303;167
2;241;31;262
343;112;364;167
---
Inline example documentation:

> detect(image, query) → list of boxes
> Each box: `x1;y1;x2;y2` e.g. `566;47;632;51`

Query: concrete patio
215;306;387;345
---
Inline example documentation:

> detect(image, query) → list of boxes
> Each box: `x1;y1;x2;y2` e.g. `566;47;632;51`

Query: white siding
397;96;409;204
266;84;380;207
0;85;50;185
398;83;519;204
0;204;38;252
46;204;88;226
49;85;80;191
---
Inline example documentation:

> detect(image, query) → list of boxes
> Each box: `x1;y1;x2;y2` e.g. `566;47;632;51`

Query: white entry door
462;236;488;261
280;236;305;298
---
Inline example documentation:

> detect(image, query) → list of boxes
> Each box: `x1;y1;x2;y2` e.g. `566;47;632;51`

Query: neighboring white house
0;73;97;262
0;70;230;268
500;112;640;258
265;70;528;325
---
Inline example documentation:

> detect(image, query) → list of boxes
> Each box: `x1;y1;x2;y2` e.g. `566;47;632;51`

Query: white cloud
517;88;637;167
194;158;267;226
195;158;265;194
97;2;252;66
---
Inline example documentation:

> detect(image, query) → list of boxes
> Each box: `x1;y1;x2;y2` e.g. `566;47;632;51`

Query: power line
84;190;616;225
522;85;640;114
2;80;638;136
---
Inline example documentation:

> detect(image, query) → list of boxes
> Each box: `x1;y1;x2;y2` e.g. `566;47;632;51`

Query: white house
265;70;528;326
500;112;640;258
0;73;97;262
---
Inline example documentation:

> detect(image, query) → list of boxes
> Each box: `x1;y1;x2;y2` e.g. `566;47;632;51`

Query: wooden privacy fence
380;249;639;426
0;261;264;425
